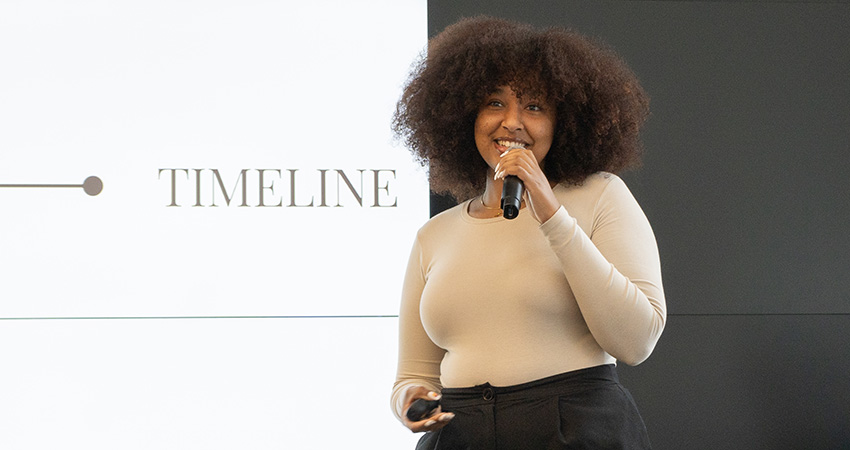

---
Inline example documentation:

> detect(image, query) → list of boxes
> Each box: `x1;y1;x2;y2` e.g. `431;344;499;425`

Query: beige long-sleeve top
391;173;666;420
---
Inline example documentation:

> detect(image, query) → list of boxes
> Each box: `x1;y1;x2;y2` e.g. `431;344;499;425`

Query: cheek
534;123;556;162
473;115;493;138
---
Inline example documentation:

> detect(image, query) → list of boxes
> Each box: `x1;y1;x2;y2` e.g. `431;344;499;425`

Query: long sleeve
540;175;666;365
390;235;446;421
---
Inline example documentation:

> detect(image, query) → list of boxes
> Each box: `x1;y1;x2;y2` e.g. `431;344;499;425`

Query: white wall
0;1;428;448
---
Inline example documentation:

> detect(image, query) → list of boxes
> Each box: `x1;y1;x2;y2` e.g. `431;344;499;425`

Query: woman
391;16;666;449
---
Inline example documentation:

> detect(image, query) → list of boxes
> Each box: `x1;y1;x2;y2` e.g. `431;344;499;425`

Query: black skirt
416;365;651;450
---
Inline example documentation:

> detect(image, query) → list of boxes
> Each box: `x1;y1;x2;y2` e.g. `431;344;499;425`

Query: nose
501;103;523;132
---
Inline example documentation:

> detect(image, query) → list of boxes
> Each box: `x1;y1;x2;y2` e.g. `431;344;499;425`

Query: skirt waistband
440;364;619;404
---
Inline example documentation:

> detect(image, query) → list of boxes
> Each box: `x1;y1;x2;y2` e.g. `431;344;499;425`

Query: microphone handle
501;175;524;220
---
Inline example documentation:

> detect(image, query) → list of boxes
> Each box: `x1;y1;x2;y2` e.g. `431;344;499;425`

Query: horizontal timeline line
1;313;848;321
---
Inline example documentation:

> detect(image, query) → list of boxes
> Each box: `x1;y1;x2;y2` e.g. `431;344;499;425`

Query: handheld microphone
501;176;523;219
500;145;524;220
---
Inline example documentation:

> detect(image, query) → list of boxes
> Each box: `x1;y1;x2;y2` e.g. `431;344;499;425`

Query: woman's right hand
401;386;455;433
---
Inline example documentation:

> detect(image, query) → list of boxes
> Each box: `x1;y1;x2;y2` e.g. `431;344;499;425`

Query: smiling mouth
496;139;528;153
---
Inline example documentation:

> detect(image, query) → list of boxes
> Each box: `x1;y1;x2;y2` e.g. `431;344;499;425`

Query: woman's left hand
494;148;561;224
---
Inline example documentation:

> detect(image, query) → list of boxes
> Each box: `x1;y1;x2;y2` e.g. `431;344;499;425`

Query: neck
481;176;503;209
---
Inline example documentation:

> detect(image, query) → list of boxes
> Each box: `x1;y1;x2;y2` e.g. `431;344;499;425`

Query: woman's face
474;86;556;172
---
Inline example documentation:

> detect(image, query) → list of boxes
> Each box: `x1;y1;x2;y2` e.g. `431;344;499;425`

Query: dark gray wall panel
427;0;850;315
617;315;850;449
427;1;850;448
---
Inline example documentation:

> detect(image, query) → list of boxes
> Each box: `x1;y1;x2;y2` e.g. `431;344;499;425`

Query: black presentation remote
405;398;441;421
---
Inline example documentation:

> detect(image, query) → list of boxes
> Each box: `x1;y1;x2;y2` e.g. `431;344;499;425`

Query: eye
486;99;504;107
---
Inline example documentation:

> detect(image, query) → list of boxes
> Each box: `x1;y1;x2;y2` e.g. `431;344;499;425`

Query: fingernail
441;413;455;421
424;420;436;427
428;391;441;400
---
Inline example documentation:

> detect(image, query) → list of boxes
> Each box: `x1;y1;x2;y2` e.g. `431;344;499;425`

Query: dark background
427;1;850;448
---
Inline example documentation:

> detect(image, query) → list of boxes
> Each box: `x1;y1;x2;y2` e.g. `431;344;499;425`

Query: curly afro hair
393;16;650;201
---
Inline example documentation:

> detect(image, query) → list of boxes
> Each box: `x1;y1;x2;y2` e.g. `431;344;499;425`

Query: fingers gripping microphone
500;145;524;220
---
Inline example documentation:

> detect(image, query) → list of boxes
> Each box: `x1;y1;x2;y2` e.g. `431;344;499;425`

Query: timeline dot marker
82;176;103;196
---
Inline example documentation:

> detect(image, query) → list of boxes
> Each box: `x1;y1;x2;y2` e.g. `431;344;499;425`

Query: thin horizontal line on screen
0;315;400;321
2;313;848;321
0;184;80;187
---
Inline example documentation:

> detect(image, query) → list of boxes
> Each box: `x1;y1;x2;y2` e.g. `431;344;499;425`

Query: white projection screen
0;1;428;448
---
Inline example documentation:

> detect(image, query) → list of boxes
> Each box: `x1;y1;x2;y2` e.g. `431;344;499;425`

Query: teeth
498;140;526;149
